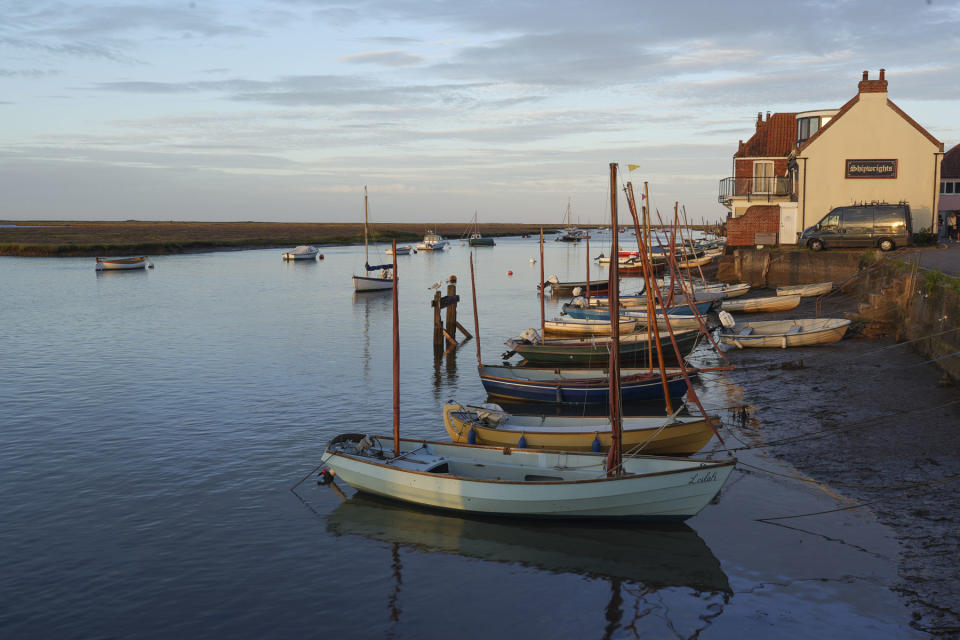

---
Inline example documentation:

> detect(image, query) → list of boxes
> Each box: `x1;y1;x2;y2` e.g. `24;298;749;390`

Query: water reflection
326;493;730;592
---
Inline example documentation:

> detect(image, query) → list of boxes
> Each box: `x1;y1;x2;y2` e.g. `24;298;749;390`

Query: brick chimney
858;68;888;94
756;112;763;131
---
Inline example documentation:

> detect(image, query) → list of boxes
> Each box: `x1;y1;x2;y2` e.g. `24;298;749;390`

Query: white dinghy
717;312;851;349
776;281;833;297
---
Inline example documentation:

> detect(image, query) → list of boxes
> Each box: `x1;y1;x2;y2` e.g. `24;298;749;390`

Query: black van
800;203;912;252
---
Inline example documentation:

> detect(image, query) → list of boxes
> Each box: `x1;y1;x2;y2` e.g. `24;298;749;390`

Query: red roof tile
941;143;960;179
734;113;797;158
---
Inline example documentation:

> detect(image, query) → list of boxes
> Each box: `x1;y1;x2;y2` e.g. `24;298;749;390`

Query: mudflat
0;221;551;256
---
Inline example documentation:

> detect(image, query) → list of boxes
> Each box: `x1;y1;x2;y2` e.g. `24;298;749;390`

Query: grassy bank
0;221;554;257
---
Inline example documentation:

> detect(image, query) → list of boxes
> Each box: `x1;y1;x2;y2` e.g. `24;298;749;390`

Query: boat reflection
326;492;730;593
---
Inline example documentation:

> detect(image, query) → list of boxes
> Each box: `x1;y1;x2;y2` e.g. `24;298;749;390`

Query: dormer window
797;116;820;144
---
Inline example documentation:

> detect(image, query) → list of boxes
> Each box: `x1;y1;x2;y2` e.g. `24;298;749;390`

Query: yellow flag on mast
628;164;641;172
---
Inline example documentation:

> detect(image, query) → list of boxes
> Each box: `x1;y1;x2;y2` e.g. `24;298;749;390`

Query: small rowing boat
95;256;147;270
718;316;851;349
776;281;833;297
721;294;801;313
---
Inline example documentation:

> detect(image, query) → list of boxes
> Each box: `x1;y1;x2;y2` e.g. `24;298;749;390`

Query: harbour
2;234;957;638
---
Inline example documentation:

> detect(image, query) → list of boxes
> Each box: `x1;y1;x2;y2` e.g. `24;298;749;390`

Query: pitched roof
734;113;797;158
942;143;960;179
798;95;943;154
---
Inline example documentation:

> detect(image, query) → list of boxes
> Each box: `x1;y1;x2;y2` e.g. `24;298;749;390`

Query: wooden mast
626;182;673;414
469;253;482;365
391;240;399;458
539;227;545;339
606;163;622;477
586;232;591;302
363;186;370;266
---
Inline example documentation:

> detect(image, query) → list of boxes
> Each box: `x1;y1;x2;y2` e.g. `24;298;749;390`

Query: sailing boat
466;210;495;246
352;186;394;293
555;198;584;242
321;170;735;521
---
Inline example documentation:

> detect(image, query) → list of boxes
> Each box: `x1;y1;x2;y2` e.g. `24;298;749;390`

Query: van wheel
809;239;824;252
879;239;895;252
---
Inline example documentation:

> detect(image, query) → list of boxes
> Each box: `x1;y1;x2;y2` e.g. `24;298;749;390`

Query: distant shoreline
0;221;547;257
0;220;714;257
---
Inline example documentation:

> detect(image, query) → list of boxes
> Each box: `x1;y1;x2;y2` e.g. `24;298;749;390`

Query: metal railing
718;176;793;205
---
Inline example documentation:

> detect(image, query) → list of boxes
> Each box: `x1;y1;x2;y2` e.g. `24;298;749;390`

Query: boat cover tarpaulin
365;262;394;271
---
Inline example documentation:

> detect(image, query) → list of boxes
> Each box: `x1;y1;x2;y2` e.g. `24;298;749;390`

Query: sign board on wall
845;159;897;179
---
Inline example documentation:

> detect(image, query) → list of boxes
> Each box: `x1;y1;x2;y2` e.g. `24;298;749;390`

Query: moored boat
323;434;735;520
543;316;638;336
718;317;851;349
443;404;717;456
385;245;412;255
776;281;834;297
477;364;691;403
504;327;702;365
417;230;450;251
353;186;394;293
95;256;147;270
721;294;801;313
282;245;319;260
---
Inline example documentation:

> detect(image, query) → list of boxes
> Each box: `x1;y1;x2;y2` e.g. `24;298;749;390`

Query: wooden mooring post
432;278;472;356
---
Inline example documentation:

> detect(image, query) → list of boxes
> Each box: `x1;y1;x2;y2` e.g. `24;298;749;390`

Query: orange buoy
507;270;513;276
318;254;324;260
450;275;457;283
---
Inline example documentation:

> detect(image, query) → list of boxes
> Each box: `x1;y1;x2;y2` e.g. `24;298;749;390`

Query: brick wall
726;205;781;246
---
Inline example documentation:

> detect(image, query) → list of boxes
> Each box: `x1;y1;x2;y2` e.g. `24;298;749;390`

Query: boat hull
95;256;147;270
469;238;496;246
506;328;702;365
721;294;801;313
385;246;412;255
443;405;716;455
543;317;638;336
353;275;394;292
324;436;735;520
776;282;833;297
478;365;690;403
719;318;851;348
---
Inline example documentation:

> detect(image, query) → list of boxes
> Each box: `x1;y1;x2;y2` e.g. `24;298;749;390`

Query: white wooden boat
544;316;638;336
721;294;800;313
417;230;449;251
95;256;147;270
282;245;319;260
677;254;714;269
443;404;717;456
776;281;833;297
385;245;412;255
323;434;735;520
353;186;394;293
691;282;750;298
718;317;851;349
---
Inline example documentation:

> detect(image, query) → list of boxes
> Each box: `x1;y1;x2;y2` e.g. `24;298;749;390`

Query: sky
1;0;958;224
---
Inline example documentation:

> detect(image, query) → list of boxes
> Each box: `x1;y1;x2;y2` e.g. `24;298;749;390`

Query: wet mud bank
715;291;960;636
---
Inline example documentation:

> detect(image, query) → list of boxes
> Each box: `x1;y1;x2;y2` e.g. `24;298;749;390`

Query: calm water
0;236;922;639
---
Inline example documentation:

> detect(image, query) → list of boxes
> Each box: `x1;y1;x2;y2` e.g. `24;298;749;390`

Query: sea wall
715;248;863;287
848;260;960;381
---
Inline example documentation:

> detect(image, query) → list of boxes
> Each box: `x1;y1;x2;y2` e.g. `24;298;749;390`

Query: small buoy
468;428;476;444
147;263;154;269
517;434;527;449
507;270;513;276
318;254;324;260
529;258;536;264
592;435;602;452
449;275;457;283
317;467;335;486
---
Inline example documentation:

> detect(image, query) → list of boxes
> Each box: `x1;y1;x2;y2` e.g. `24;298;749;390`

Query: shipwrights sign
845;159;897;179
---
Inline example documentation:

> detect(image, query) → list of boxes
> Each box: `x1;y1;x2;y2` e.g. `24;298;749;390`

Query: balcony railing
718;176;793;205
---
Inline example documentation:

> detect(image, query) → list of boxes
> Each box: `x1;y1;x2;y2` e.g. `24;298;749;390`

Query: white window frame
753;161;774;194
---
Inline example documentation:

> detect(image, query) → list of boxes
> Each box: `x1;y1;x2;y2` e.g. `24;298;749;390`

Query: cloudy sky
1;0;958;224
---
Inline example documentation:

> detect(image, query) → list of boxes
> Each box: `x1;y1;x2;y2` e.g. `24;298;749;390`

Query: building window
943;181;955;194
753;161;774;194
797;117;820;144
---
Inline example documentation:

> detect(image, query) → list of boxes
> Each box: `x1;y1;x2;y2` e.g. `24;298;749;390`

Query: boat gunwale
326;435;735;486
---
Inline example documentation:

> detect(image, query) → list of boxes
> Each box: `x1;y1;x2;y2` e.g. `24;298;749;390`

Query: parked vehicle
800;203;912;252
